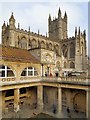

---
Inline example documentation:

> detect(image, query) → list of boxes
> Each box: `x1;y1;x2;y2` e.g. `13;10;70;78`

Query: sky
0;1;89;56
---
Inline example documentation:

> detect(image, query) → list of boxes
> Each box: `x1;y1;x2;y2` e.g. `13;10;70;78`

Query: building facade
0;8;90;118
2;8;87;75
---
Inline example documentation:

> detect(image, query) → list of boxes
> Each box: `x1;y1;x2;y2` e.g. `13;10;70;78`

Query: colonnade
1;86;90;118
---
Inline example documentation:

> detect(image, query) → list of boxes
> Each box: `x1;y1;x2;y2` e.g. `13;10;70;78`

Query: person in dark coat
67;107;70;113
67;107;71;117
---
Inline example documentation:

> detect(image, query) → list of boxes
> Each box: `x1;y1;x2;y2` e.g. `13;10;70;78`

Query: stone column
58;87;62;115
86;89;90;118
14;88;20;112
37;85;43;111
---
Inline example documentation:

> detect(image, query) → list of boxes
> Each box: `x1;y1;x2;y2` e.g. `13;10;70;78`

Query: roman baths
0;7;90;119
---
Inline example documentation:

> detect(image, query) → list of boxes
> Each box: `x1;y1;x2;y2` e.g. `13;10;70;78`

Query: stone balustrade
0;76;90;85
20;76;41;81
0;77;16;82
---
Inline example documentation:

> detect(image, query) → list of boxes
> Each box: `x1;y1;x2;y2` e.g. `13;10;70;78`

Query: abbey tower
1;8;87;73
48;8;67;42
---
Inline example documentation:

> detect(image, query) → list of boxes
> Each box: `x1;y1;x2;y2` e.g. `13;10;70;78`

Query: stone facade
2;9;87;74
1;8;90;119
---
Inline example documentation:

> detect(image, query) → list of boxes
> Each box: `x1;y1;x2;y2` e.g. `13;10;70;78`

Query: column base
14;105;19;112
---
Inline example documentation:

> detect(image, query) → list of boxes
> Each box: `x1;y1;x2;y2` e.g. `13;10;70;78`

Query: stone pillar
58;87;62;114
14;88;19;112
86;89;90;118
37;85;43;111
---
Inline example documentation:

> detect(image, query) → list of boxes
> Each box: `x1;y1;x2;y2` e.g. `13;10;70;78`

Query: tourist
50;73;52;77
67;107;71;117
53;104;56;114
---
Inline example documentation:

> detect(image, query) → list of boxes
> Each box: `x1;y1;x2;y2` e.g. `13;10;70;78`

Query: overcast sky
0;1;89;56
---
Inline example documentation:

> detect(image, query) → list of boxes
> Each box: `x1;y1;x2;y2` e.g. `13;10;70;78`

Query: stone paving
2;104;86;119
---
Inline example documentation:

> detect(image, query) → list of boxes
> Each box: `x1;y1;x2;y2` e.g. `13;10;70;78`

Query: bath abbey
0;8;90;118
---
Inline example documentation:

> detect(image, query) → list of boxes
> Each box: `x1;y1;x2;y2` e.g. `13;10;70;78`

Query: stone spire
48;13;51;23
2;21;6;30
2;21;6;36
58;7;61;17
78;26;80;36
9;12;15;29
9;12;15;22
38;29;39;35
64;11;67;20
28;26;30;32
75;27;77;37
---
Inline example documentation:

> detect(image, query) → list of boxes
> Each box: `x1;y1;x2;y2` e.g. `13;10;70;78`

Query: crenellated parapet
48;8;68;42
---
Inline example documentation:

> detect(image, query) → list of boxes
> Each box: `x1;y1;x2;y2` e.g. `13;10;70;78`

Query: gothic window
41;41;45;49
0;65;15;77
20;37;27;49
31;39;37;48
70;62;75;68
70;45;75;58
21;67;38;77
62;44;68;58
49;43;52;50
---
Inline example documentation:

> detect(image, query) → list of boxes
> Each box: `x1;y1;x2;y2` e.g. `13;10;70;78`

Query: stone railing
0;77;16;82
20;76;41;81
42;76;90;85
61;76;87;82
0;76;90;85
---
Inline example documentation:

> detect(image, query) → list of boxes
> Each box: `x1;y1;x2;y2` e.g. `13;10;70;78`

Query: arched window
20;37;27;49
70;45;75;58
0;65;15;77
49;43;52;50
21;67;38;76
62;44;68;58
70;62;75;68
32;39;37;48
41;41;45;48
